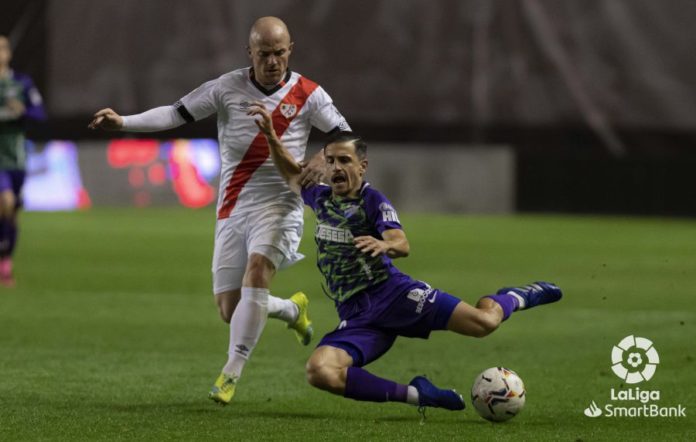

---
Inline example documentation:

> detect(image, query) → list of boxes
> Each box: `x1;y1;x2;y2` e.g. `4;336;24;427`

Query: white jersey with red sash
176;67;349;219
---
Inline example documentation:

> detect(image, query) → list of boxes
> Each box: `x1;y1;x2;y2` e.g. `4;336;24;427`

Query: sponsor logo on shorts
407;287;435;314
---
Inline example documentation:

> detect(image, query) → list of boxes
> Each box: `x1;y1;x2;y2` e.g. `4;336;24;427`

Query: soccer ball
471;367;526;422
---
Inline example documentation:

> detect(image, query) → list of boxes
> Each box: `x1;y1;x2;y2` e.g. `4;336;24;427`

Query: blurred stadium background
5;0;696;216
2;1;695;440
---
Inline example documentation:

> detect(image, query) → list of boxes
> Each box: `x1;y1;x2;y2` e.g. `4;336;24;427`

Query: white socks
267;295;299;324
406;386;420;405
222;287;269;377
506;291;527;310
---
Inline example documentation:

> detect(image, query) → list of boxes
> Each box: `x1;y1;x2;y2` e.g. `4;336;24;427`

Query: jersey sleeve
301;184;330;210
20;75;47;121
364;188;402;234
307;86;351;133
176;78;219;122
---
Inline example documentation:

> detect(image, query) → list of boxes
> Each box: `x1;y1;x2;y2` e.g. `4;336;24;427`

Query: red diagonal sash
217;77;318;219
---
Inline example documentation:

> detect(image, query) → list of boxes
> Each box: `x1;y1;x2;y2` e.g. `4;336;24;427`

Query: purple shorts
0;170;26;202
318;275;461;367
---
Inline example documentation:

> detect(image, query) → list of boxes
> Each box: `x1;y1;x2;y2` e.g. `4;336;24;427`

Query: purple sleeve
364;188;402;234
300;184;330;210
19;74;47;121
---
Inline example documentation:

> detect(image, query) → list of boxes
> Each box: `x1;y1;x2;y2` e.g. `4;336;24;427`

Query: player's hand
298;150;326;186
88;108;124;131
354;235;389;257
247;102;277;140
5;98;26;118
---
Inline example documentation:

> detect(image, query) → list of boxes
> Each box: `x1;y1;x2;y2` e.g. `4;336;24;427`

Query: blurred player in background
88;17;350;404
251;103;562;414
0;35;47;287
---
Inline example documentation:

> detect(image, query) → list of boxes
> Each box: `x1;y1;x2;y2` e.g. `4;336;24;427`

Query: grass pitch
1;208;694;440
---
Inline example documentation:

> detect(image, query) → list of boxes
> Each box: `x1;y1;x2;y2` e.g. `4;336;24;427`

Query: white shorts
212;204;304;294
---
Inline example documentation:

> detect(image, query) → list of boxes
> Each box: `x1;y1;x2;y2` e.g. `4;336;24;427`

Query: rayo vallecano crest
280;103;297;119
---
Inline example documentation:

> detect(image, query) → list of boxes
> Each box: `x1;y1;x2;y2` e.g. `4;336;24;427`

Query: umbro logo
235;344;250;356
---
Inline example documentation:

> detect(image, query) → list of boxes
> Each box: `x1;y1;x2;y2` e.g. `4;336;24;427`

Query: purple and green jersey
301;182;405;304
0;70;46;170
302;181;462;367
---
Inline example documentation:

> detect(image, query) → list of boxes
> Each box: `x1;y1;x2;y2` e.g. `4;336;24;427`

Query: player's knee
305;359;340;391
243;255;275;287
305;358;326;388
0;194;14;218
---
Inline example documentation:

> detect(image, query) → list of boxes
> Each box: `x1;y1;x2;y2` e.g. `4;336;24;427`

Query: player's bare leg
446;299;503;337
214;261;311;342
0;189;17;286
447;282;563;338
210;253;312;404
215;289;241;323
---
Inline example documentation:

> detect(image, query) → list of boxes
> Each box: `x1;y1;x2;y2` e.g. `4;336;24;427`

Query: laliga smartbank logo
610;335;659;383
583;335;686;418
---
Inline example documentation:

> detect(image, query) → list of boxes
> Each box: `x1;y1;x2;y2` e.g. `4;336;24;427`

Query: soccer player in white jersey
89;16;350;404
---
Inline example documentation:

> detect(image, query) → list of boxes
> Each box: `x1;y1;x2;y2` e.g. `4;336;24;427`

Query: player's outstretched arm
354;229;410;259
88;106;186;132
248;102;302;194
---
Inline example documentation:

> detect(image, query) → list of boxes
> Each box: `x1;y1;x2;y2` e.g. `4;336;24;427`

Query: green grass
1;208;695;440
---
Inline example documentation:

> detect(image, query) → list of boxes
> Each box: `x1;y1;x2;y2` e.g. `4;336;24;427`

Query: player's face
248;37;293;86
325;141;367;198
0;37;11;68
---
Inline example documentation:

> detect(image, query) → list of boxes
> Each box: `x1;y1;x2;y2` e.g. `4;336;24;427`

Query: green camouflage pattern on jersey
315;195;390;304
0;75;27;170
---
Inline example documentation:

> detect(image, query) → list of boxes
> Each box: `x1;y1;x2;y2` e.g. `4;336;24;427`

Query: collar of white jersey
248;67;293;96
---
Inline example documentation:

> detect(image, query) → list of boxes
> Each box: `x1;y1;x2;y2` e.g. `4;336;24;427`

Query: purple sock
0;219;9;257
344;367;408;403
485;294;519;321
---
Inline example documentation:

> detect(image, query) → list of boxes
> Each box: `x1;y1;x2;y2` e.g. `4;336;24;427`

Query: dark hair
324;131;367;159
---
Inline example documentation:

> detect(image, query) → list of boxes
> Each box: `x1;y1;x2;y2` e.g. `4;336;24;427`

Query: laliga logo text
583;335;686;418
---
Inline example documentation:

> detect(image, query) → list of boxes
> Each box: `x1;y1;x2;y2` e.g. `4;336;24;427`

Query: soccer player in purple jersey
249;102;562;413
0;35;47;286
